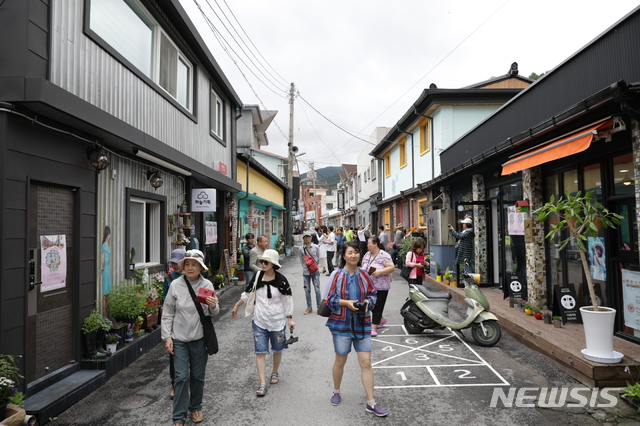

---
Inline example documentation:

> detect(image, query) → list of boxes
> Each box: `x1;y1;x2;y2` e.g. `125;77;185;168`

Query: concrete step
24;370;106;424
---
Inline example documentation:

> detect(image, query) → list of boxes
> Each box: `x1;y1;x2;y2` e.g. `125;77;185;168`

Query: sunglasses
259;260;272;265
184;251;203;260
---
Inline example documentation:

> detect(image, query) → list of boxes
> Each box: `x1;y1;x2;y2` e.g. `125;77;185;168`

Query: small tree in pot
535;189;623;361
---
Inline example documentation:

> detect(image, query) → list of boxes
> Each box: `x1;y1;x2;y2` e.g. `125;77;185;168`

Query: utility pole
310;161;318;228
285;83;295;247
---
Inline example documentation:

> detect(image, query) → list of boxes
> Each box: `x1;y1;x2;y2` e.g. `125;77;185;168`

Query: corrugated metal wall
96;153;184;289
50;0;231;167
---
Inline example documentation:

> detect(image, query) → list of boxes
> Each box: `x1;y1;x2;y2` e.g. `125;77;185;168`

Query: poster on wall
507;206;524;235
205;221;217;244
40;234;67;292
622;269;640;330
192;188;216;212
587;237;606;281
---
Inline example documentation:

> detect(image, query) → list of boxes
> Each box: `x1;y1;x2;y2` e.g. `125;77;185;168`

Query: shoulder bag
245;271;262;317
400;252;414;281
303;247;319;274
317;271;336;317
185;277;218;355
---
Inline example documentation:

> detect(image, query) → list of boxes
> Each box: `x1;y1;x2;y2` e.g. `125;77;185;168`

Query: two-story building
356;127;389;234
0;0;242;399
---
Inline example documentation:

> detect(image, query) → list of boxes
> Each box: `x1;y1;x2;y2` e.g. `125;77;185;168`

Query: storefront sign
213;161;227;175
553;284;582;324
622;269;640;330
191;188;216;212
507;274;527;300
507;206;525;235
205;221;217;244
40;234;67;292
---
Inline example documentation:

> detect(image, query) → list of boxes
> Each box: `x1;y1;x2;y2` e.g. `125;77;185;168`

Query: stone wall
523;167;547;306
472;174;487;282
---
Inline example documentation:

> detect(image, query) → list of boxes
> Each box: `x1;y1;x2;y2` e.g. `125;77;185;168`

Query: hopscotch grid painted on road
372;325;510;389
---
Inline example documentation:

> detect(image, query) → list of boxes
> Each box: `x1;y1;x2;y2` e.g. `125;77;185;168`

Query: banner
587;236;606;281
622;268;640;330
507;206;524;235
40;234;67;292
205;221;217;244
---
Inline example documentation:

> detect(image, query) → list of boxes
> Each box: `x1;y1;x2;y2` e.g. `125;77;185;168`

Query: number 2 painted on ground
454;369;476;379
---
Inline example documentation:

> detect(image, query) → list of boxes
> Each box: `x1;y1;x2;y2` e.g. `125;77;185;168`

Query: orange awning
501;119;614;175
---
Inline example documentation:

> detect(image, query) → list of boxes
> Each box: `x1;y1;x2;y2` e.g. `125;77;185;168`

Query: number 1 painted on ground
396;371;407;381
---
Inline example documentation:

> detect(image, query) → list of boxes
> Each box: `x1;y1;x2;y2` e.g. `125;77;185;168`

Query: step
24;370;106;425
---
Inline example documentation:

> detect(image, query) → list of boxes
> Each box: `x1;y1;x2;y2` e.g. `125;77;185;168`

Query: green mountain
301;166;342;193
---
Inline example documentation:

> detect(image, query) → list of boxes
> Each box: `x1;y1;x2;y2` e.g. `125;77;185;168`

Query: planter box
109;326;127;350
142;311;159;330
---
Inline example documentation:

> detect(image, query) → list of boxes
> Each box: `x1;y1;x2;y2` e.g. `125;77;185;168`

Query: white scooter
400;268;502;346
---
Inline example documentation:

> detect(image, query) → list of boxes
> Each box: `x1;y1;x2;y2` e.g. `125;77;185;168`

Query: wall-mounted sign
507;274;527;300
213;161;227;175
622;269;640;331
337;190;345;211
192;188;216;212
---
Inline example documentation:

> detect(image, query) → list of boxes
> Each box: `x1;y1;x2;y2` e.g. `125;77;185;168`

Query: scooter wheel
404;317;423;334
471;320;501;346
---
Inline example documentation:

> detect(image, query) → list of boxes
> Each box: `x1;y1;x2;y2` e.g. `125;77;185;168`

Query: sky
180;0;640;174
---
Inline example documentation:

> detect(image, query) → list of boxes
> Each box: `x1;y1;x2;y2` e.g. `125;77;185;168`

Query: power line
220;0;290;86
204;0;288;93
297;94;372;144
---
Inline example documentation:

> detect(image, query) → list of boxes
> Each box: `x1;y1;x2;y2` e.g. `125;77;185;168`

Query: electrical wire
219;0;290;86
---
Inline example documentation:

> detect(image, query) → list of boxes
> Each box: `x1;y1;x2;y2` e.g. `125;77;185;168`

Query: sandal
256;384;268;397
191;411;204;423
270;372;280;384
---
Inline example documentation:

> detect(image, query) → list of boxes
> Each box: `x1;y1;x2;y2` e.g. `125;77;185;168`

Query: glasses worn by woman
231;249;295;397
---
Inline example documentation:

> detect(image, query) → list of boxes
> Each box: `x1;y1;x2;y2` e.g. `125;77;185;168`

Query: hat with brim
302;231;313;238
460;218;473;224
396;223;404;228
170;248;186;264
178;249;208;271
258;249;281;268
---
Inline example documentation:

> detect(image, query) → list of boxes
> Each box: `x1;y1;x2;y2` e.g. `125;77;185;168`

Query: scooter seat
416;284;452;300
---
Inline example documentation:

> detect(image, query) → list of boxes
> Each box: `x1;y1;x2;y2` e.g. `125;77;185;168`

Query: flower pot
106;343;118;354
509;301;514;308
534;313;543;320
544;317;552;324
444;279;450;286
436;276;442;282
553;319;562;328
620;393;640;411
180;204;188;213
580;306;622;363
524;309;533;316
143;311;159;330
451;280;457;288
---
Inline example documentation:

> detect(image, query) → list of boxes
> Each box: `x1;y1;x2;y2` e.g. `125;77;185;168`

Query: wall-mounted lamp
146;169;163;189
88;147;109;173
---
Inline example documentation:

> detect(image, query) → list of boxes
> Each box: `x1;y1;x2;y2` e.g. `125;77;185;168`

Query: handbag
185;277;218;355
317;301;332;317
303;247;319;274
400;252;415;281
245;271;262;317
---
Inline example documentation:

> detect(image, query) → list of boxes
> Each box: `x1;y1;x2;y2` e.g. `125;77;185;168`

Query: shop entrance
26;183;75;383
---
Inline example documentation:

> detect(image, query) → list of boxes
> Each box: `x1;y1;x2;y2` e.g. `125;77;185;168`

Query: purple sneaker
379;318;388;328
330;392;341;406
365;404;388;417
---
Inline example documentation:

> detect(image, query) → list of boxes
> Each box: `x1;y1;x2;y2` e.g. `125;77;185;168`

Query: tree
528;72;545;80
535;190;622;311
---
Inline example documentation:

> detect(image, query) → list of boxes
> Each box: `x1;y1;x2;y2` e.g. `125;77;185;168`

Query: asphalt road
51;249;640;425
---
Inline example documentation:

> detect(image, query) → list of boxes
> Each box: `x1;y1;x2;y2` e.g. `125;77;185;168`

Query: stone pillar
523;167;547;306
472;174;487;282
265;206;273;239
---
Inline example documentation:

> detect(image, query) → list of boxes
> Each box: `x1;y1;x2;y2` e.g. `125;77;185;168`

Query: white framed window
129;197;161;266
210;87;224;140
371;159;376;180
89;0;193;111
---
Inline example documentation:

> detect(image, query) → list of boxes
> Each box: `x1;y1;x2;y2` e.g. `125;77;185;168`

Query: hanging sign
507;206;525;235
622;269;640;330
553;284;582;324
192;188;216;212
40;234;67;292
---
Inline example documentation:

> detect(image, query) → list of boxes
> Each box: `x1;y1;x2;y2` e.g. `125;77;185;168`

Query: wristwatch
286;315;292;319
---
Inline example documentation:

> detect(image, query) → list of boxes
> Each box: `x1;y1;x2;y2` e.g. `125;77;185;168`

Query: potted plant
108;283;146;342
517;298;526;312
104;333;120;354
0;354;24;419
536;190;623;362
133;315;145;338
543;311;552;324
109;320;127;349
509;297;516;308
552;316;562;328
435;262;442;282
523;302;533;316
213;272;226;289
81;309;111;359
443;267;452;286
621;365;640;411
179;200;188;213
234;264;245;281
533;308;543;320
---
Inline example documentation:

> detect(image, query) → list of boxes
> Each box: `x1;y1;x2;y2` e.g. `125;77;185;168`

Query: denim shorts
252;321;288;354
332;332;372;355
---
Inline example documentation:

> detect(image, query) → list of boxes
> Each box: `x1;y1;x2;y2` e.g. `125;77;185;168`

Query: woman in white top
162;250;219;426
318;225;329;274
231;249;295;397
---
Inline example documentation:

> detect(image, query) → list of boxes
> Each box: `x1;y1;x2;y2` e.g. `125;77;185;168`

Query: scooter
400;269;502;346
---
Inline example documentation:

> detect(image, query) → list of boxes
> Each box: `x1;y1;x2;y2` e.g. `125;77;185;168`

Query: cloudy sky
180;0;639;173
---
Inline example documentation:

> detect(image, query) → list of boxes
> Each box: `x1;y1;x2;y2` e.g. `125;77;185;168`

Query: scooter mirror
467;273;481;285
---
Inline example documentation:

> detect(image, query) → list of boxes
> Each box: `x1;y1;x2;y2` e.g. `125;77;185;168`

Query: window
127;189;166;268
399;138;407;168
385;154;391;177
358;174;362;191
420;121;431;155
210;87;225;142
89;0;193;111
371;159;376;180
384;208;391;229
271;216;277;235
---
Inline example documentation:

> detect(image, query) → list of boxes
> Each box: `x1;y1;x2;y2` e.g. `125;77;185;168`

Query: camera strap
350;309;366;340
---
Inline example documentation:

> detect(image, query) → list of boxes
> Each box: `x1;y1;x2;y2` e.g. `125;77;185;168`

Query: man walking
343;225;354;242
325;226;336;275
249;234;269;276
299;231;321;315
378;225;389;250
448;217;475;284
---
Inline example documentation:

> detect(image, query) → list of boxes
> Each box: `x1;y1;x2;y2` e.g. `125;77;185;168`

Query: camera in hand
353;301;367;319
